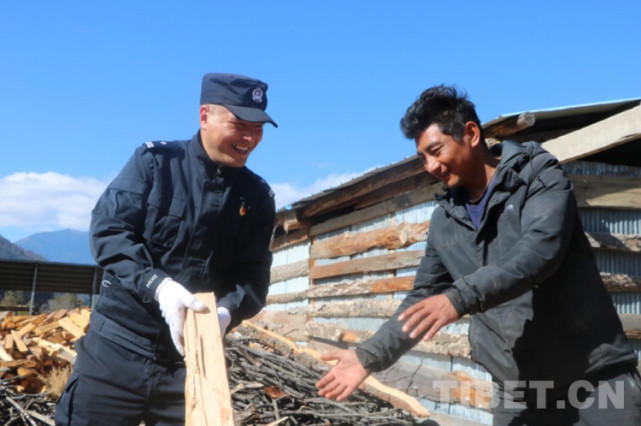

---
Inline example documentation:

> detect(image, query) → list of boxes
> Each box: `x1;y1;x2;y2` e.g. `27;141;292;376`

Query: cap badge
252;87;263;103
239;200;247;216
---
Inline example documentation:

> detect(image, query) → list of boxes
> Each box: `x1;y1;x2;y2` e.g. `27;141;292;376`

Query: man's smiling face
199;104;264;167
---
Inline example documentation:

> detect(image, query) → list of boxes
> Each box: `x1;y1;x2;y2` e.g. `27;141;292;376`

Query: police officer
55;73;277;425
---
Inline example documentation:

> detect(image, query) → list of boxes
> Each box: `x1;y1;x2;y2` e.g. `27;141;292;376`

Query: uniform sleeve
90;148;170;303
217;186;276;328
446;154;576;316
355;236;454;372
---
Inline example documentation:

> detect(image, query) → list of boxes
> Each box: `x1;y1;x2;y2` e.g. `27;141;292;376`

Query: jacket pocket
143;196;187;249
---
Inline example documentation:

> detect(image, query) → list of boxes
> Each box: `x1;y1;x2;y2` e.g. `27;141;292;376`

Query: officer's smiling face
200;105;264;167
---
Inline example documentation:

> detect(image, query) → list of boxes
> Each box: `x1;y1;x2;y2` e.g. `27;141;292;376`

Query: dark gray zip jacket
356;141;636;387
90;133;275;360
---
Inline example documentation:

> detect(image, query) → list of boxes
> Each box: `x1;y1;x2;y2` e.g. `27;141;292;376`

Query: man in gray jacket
317;85;641;424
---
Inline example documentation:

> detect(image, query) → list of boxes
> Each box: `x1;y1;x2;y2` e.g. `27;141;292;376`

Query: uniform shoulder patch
141;141;183;151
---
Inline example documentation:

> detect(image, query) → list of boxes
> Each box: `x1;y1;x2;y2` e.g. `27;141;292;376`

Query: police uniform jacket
356;141;636;389
90;132;275;360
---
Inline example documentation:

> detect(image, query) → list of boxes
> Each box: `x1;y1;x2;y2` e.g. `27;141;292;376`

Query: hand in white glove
155;278;207;356
217;306;231;335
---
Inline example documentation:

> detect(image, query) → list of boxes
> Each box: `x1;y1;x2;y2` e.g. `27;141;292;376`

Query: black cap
200;73;277;127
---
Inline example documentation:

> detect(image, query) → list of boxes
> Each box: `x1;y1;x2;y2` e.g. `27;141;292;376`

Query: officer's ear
199;105;210;128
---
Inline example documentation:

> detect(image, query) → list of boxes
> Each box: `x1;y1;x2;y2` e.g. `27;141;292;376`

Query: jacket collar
435;140;529;224
189;132;242;181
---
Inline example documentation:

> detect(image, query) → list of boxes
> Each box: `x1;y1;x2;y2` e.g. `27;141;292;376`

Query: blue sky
1;1;640;241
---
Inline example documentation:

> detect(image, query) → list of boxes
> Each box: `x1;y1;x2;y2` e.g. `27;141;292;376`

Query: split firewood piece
67;312;90;332
58;318;85;340
11;330;29;353
33;321;61;336
0;343;13;362
17;323;36;338
31;337;76;363
184;292;234;426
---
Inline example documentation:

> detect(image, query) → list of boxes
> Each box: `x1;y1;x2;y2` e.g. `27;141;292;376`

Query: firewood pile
227;333;420;425
0;310;426;426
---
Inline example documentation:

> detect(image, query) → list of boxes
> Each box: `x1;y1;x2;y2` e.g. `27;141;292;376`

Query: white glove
217;306;231;335
155;278;207;356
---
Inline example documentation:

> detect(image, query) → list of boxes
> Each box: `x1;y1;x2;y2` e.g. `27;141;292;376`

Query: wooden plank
571;175;641;210
587;232;641;252
309;299;402;318
271;229;310;252
301;159;426;219
184;292;234;426
309;182;441;237
309;251;423;280
270;259;309;284
238;321;430;418
311;221;429;259
543;104;641;164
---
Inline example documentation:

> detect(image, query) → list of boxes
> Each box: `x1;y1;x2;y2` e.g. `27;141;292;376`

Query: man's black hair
400;85;485;144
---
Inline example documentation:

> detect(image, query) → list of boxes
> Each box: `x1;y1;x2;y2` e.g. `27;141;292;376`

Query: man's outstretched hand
398;294;460;341
316;349;369;401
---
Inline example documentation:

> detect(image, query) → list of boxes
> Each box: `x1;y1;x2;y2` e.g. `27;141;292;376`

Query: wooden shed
251;99;641;425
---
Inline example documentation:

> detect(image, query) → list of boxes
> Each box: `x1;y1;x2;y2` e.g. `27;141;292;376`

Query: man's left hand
398;294;460;341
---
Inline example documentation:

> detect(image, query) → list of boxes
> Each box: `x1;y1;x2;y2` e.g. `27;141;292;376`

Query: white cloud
0;172;108;235
271;170;366;209
0;168;370;239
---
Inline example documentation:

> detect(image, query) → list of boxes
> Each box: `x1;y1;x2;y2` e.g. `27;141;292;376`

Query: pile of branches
0;384;55;425
227;335;420;425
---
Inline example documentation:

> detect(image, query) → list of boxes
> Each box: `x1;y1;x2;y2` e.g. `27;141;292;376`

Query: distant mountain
0;234;46;261
15;229;95;265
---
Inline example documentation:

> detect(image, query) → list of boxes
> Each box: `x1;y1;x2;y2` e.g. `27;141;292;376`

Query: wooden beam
271;229;310;252
266;276;415;305
309;251;423;280
311;221;429;259
237;321;430;418
309;276;415;299
270;259;309;284
309;299;402;318
352;174;431;211
543;104;641;164
602;273;641;292
484;112;536;140
587;232;641;252
301;159;426;219
184;292;234;426
309;182;441;237
571;175;641;210
305;321;471;359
